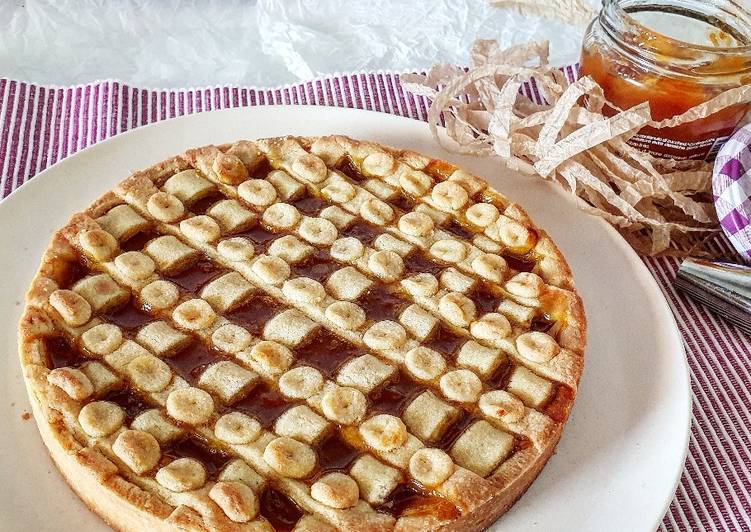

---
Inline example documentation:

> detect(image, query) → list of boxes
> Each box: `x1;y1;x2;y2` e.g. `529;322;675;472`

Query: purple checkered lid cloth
714;123;751;262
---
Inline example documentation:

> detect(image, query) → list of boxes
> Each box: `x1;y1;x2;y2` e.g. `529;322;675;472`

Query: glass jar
580;0;751;161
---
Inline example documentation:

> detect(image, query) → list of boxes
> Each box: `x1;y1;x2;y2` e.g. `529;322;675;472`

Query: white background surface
0;106;688;531
0;0;597;88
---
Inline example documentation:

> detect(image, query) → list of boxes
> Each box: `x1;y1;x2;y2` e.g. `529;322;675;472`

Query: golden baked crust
19;135;586;531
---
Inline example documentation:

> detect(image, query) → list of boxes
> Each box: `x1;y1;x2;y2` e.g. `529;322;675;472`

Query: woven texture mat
1;74;749;531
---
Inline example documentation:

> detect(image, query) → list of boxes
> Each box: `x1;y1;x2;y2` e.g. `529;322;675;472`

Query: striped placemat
1;73;749;531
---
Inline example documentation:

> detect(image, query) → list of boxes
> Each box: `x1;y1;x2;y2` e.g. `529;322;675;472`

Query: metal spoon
675;257;751;334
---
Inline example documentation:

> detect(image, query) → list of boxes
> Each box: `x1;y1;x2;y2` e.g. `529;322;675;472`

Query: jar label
627;131;733;161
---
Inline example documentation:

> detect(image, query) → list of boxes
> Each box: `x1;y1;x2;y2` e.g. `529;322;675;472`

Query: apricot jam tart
19;135;585;531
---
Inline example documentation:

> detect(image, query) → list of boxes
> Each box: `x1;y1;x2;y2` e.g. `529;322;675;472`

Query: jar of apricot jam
580;0;751;161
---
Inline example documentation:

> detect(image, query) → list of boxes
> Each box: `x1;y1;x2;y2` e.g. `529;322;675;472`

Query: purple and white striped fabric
714;124;751;262
1;71;750;531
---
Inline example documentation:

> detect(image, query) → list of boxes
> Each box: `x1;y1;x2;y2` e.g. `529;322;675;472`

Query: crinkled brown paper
402;39;751;255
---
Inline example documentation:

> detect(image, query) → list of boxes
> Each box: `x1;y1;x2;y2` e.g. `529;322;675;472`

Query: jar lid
713;124;751;261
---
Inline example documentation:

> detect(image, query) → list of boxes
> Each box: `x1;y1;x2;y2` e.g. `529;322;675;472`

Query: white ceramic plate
0;106;689;531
